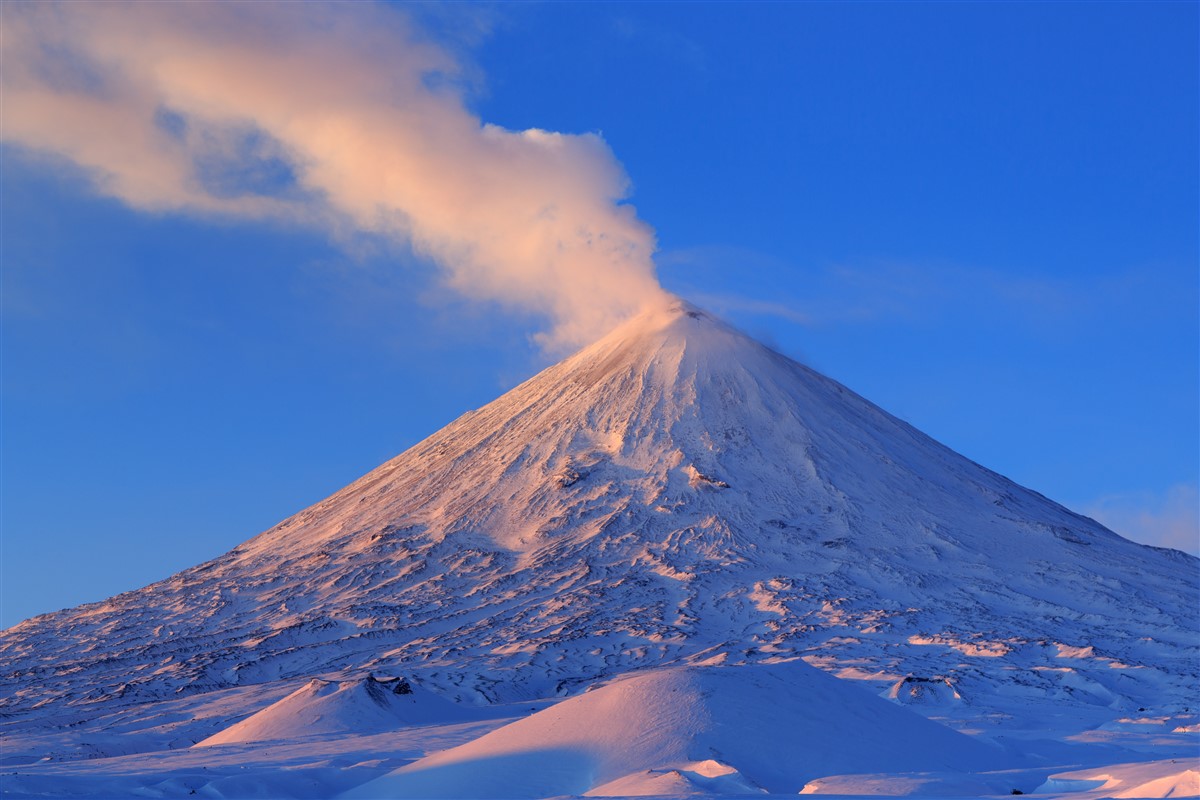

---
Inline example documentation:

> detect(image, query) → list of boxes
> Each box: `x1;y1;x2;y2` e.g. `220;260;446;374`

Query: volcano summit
3;299;1196;798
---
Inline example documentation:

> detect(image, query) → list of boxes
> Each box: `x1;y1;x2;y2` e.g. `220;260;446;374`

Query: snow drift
1038;759;1200;799
346;661;1007;798
196;675;466;746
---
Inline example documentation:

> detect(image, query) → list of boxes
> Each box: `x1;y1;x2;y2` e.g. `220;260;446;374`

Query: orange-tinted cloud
3;2;666;348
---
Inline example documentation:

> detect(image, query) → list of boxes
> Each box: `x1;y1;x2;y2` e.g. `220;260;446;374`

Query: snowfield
193;675;471;747
2;299;1196;798
345;661;1005;798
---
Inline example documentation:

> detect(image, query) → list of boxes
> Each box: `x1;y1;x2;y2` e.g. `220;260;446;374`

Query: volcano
2;299;1196;797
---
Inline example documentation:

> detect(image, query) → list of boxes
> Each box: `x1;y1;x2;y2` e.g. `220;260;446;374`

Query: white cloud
2;1;666;349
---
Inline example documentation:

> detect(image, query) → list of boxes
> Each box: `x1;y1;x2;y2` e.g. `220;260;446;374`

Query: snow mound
1037;759;1200;798
585;759;763;796
885;675;965;706
196;675;466;746
800;769;1048;796
343;661;1007;798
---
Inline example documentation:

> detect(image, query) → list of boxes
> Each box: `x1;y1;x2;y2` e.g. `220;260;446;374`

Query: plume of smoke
2;2;667;349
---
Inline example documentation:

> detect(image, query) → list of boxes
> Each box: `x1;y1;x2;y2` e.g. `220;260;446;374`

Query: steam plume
3;2;667;348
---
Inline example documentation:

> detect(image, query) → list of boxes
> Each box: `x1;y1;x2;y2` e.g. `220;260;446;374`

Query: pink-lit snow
2;300;1196;798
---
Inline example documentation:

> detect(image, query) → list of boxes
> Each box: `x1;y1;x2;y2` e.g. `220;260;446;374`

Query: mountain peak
562;294;737;361
544;295;780;406
605;295;717;337
1;300;1194;746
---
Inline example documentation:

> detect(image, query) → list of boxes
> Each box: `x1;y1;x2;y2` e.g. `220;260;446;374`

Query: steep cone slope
345;661;1007;799
1;299;1195;736
195;675;467;746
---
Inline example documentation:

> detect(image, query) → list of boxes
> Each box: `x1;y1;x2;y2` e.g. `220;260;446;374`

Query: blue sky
3;1;1197;628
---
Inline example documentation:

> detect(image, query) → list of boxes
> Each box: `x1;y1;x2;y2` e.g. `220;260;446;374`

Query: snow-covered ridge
346;660;1005;798
1;298;1196;772
194;674;468;747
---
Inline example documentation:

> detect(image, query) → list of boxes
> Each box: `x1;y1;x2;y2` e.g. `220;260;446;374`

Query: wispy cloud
659;243;1194;333
1084;484;1200;556
3;2;666;349
610;16;706;72
685;293;814;326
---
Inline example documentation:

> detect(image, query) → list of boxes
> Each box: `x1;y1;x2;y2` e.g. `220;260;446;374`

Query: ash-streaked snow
2;299;1196;798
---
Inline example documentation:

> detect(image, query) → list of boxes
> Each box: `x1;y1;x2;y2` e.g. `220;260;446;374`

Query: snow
345;661;1006;798
195;675;469;746
1035;759;1200;798
2;298;1197;798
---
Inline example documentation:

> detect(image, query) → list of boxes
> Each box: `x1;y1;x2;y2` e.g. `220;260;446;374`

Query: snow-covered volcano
2;299;1196;786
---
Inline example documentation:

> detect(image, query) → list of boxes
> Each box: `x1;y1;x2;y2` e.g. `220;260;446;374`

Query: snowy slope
1;298;1196;770
345;661;1007;798
195;675;468;746
1037;759;1200;798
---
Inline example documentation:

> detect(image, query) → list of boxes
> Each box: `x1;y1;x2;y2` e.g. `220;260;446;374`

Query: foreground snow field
2;703;1196;800
2;300;1196;798
345;662;1004;798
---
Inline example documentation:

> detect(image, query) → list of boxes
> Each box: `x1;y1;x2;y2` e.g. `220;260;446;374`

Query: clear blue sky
3;1;1197;628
